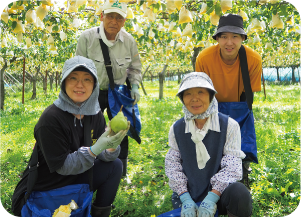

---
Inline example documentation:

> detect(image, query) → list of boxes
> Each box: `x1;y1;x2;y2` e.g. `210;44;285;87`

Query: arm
210;118;245;194
165;125;188;195
127;39;142;85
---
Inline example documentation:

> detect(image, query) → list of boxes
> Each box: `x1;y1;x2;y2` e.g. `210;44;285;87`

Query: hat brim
61;63;96;83
213;26;247;40
104;9;126;18
177;79;217;97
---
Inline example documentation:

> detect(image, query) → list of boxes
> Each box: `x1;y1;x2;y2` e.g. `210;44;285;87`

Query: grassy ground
0;81;300;216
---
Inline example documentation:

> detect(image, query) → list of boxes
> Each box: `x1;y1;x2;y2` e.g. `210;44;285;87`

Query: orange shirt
195;44;262;102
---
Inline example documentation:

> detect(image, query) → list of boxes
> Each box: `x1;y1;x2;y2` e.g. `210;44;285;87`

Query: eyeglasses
66;76;94;86
105;14;125;22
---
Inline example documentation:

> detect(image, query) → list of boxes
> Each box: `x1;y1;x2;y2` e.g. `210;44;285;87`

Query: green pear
111;105;128;133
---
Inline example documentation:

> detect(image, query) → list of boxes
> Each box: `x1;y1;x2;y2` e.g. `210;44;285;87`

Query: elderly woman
12;56;129;217
165;72;252;217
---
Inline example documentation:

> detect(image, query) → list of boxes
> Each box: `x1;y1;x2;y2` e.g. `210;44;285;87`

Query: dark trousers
73;159;122;207
172;182;252;217
98;89;129;159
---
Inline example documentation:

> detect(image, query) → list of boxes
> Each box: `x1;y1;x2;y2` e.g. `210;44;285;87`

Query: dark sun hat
212;14;247;40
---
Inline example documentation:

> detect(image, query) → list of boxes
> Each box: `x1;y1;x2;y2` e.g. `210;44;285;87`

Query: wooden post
159;65;168;100
22;57;25;104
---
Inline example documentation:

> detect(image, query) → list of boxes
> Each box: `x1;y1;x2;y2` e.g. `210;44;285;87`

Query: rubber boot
120;158;127;177
91;204;111;217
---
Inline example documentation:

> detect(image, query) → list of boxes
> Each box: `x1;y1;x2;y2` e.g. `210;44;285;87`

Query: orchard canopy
0;0;300;87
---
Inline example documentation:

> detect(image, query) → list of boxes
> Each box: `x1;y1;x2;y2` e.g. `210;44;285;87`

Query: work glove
198;192;220;217
179;192;198;217
130;84;140;105
90;121;130;156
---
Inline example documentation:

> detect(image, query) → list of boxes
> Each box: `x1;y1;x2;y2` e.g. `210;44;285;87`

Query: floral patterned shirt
165;113;246;195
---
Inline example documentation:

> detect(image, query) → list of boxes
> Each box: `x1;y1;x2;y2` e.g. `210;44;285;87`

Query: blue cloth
21;184;93;217
218;101;258;163
108;84;141;143
173;113;228;203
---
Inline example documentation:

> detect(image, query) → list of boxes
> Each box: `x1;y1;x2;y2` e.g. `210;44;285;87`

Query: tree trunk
292;66;296;83
159;65;168;100
191;47;201;71
49;72;54;90
43;70;48;94
177;69;181;84
276;67;280;81
31;66;40;100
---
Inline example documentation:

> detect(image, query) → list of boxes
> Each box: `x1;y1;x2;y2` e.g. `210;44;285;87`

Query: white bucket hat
177;72;217;97
103;0;127;18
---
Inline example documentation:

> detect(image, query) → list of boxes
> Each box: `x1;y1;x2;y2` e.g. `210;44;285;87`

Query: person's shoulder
37;104;68;126
80;26;98;37
198;44;219;58
243;45;262;61
120;28;135;41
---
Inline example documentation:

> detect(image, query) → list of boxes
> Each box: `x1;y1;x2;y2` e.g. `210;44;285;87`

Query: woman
165;72;252;217
12;56;129;217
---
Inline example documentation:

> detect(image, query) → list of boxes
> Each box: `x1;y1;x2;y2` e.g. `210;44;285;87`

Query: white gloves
131;84;140;105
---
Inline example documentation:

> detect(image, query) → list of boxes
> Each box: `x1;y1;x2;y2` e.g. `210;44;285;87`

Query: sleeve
97;145;121;162
165;125;188;195
35;125;71;173
195;54;205;72
210;118;245;194
127;39;142;85
56;147;95;175
76;32;88;57
249;51;262;92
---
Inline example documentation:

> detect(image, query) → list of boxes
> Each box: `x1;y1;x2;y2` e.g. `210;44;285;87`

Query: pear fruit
111;105;128;133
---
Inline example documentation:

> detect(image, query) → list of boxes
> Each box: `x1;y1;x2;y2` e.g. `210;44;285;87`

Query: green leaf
215;3;221;16
12;21;17;30
206;6;214;15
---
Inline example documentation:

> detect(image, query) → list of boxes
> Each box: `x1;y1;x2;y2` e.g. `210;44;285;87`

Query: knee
227;182;252;202
113;158;123;175
223;182;253;217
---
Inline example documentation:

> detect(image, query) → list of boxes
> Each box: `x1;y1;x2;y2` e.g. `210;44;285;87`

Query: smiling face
65;71;95;104
183;87;210;115
101;12;126;40
216;32;245;64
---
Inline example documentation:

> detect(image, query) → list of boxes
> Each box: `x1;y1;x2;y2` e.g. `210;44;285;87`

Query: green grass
0;81;300;216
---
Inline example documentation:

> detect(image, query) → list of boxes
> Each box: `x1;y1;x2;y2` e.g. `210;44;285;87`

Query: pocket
114;57;131;78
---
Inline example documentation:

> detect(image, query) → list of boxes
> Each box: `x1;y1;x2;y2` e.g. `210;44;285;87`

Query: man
195;14;262;189
76;0;142;177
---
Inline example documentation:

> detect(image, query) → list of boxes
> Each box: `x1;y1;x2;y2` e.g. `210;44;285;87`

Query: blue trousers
73;158;122;207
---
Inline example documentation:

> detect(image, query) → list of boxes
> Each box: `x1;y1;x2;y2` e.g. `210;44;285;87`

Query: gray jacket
76;25;142;90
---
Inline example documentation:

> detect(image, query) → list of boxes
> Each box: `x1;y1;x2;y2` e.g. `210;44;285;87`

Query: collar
185;113;220;134
98;23;124;47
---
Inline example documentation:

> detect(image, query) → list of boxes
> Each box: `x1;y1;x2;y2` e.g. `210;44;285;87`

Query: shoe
91;204;111;217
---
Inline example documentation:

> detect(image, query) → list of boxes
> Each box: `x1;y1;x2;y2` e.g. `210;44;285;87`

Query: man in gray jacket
76;0;142;177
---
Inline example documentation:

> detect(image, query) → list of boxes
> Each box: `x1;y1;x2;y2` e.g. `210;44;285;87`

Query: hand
90;121;130;156
198;192;220;217
179;192;198;217
130;84;140;105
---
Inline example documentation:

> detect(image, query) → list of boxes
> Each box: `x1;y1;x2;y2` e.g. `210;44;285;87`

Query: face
183;87;210;115
101;12;126;39
65;71;95;104
216;32;245;62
